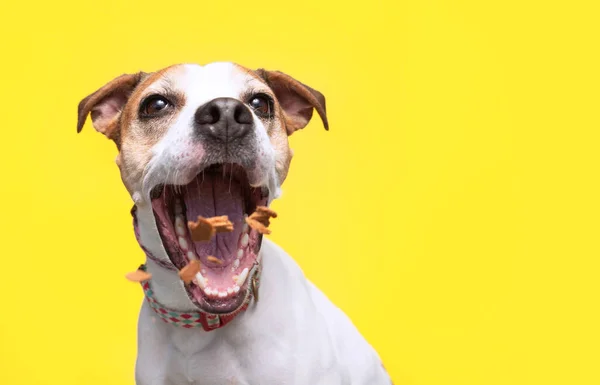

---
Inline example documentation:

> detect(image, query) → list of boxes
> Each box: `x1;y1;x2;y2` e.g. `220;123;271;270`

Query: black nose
194;98;253;142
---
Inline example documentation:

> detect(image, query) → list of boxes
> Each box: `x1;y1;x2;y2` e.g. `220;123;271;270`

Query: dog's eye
140;95;172;117
248;94;273;118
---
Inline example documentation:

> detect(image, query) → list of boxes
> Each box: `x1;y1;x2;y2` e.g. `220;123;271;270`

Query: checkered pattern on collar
137;264;260;331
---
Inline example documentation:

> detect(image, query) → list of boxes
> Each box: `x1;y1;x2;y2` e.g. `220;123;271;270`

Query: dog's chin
150;163;268;314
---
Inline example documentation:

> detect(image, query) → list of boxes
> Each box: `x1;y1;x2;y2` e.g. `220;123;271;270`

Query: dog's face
77;63;327;313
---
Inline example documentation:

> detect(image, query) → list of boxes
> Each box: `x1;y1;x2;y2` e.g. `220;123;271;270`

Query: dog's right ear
77;72;147;143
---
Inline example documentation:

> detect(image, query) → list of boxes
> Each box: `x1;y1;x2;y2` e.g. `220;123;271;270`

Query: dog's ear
255;69;328;135
77;72;147;143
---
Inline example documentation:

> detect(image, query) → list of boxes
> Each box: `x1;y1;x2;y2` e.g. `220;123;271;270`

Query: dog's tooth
227;287;234;294
233;259;240;270
175;217;186;236
236;268;249;286
242;222;249;233
174;200;183;215
218;291;227;298
241;233;249;247
237;249;244;259
178;237;188;250
233;285;240;293
195;273;206;289
187;251;196;260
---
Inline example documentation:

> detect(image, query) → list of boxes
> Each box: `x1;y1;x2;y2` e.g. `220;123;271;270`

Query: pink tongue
182;173;245;263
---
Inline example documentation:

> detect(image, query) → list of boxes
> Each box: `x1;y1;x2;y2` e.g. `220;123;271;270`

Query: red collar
131;206;260;331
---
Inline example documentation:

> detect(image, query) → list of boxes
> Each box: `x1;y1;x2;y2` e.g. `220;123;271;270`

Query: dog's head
77;63;327;313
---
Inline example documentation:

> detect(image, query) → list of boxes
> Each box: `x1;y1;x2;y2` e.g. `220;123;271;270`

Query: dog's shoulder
260;238;307;278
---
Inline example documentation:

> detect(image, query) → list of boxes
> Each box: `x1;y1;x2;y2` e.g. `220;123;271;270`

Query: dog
77;62;392;385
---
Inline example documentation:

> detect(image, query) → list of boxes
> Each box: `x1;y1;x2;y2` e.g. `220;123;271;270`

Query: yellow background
1;1;599;384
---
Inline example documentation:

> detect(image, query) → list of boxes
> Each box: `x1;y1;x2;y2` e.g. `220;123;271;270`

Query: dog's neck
130;204;261;331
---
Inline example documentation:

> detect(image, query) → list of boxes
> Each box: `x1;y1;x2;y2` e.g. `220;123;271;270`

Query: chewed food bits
245;206;278;234
126;269;152;282
179;260;201;284
206;256;223;265
245;216;271;235
255;206;278;218
188;216;233;242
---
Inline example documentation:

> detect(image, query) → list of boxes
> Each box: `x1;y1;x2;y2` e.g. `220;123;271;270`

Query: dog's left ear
255;69;328;135
77;72;147;144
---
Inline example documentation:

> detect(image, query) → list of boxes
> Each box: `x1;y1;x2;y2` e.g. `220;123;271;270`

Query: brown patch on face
117;65;188;194
119;66;185;139
234;64;295;184
270;108;294;183
234;64;270;87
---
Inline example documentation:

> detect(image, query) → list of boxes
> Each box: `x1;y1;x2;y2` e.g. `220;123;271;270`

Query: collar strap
131;205;262;331
137;264;261;331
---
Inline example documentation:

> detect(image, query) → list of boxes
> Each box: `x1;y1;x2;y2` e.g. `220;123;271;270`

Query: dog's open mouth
150;163;268;313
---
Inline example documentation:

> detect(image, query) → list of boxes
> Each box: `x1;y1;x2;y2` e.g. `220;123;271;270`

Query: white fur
136;234;392;384
125;62;391;384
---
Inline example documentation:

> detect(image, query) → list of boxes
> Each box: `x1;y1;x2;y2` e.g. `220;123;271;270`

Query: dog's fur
78;62;392;384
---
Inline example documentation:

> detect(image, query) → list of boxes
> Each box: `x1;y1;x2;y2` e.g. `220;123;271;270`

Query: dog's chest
147;323;301;385
134;242;369;384
137;297;307;384
185;335;295;384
